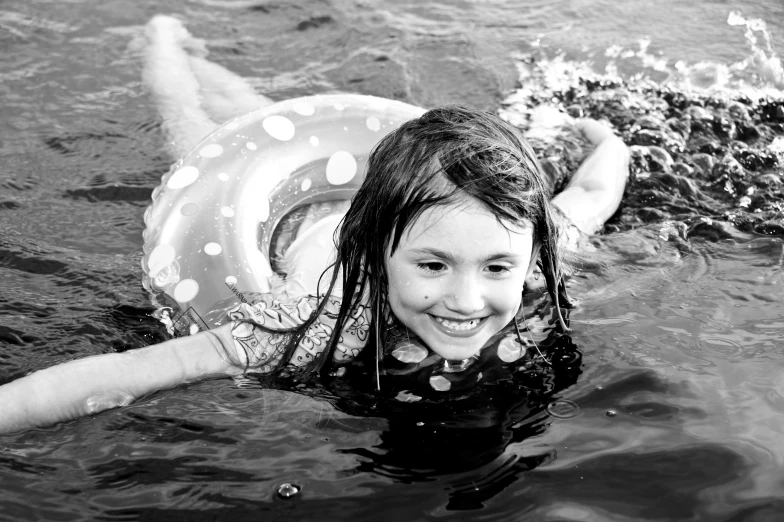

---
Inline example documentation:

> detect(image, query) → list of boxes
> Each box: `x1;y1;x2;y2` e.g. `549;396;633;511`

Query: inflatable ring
142;94;425;336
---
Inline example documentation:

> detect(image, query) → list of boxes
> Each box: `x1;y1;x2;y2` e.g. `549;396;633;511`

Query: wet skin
385;197;535;361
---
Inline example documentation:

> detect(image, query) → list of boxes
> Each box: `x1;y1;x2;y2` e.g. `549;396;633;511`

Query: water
1;0;784;520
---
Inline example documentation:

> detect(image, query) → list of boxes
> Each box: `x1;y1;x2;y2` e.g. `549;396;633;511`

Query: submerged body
0;15;629;434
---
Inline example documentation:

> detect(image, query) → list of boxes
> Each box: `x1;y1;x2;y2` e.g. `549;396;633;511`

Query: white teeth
434;317;480;331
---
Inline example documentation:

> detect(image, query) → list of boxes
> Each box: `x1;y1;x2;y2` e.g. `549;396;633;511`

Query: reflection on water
1;0;784;520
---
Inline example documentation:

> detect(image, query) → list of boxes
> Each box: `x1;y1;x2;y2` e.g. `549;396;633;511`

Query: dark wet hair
267;105;572;379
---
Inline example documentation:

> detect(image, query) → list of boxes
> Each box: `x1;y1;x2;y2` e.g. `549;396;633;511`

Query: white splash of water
726;11;784;88
500;11;784;132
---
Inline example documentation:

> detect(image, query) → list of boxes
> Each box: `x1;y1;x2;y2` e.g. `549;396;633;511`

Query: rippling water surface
1;0;783;520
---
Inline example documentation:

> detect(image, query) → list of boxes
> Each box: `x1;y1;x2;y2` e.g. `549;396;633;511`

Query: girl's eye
417;262;446;273
487;264;511;274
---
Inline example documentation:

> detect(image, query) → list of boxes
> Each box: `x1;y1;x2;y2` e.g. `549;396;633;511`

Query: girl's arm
551;119;630;235
0;324;240;434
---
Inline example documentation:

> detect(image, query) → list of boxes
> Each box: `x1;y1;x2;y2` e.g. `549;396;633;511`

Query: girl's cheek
492;283;523;312
403;281;437;307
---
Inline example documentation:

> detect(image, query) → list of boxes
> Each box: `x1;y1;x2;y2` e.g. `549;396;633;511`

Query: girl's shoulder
226;293;370;373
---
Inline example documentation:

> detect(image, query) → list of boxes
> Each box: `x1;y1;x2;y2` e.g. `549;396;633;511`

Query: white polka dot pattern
142;94;425;336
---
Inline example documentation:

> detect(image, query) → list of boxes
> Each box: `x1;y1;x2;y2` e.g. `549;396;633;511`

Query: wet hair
266;105;572;379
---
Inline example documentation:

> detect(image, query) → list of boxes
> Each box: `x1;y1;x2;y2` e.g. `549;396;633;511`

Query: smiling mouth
431;315;485;332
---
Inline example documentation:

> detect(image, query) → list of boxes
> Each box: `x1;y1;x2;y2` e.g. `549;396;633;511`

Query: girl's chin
429;345;483;362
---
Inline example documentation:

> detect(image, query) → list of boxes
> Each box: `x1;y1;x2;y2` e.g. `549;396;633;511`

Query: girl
0;16;629;433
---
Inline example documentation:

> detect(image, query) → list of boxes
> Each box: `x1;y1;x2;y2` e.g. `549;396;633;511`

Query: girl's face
385;197;535;361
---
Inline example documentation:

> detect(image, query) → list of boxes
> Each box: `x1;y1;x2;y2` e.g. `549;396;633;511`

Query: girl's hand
0;324;239;434
575;118;618;146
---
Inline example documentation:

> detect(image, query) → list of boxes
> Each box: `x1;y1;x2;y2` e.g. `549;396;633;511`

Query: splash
500;12;784;242
502;11;784;128
727;11;784;88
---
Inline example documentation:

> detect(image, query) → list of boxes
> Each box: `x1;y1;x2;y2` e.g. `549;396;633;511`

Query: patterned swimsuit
226;292;548;397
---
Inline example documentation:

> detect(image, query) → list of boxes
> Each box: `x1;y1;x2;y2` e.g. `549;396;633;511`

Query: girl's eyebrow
407;247;524;263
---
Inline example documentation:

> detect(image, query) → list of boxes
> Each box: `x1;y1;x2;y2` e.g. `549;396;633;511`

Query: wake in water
501;11;784;244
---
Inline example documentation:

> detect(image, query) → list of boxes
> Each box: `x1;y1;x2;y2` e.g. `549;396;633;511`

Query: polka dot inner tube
142;94;424;335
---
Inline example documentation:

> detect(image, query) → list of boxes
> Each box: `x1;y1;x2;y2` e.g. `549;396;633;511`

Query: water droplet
605;409;618;417
276;483;301;499
547;399;581;419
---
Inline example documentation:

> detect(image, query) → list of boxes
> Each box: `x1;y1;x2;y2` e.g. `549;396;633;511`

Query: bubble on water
220;206;235;217
301;178;312;191
605;409;618;417
189;324;200;335
276;483;301;499
246;142;258;151
218;172;229;181
699;337;743;358
225;276;237;286
547;399;581;419
310;136;319;146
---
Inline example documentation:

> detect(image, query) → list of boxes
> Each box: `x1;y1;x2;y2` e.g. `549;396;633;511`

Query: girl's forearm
552;121;629;235
0;324;239;433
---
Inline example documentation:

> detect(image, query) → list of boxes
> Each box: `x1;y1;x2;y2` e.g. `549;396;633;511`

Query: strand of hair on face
374;296;382;391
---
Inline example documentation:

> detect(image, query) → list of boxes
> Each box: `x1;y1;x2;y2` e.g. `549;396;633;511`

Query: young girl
0;16;629;433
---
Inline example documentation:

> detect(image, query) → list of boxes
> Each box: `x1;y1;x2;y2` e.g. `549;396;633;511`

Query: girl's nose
444;275;485;315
